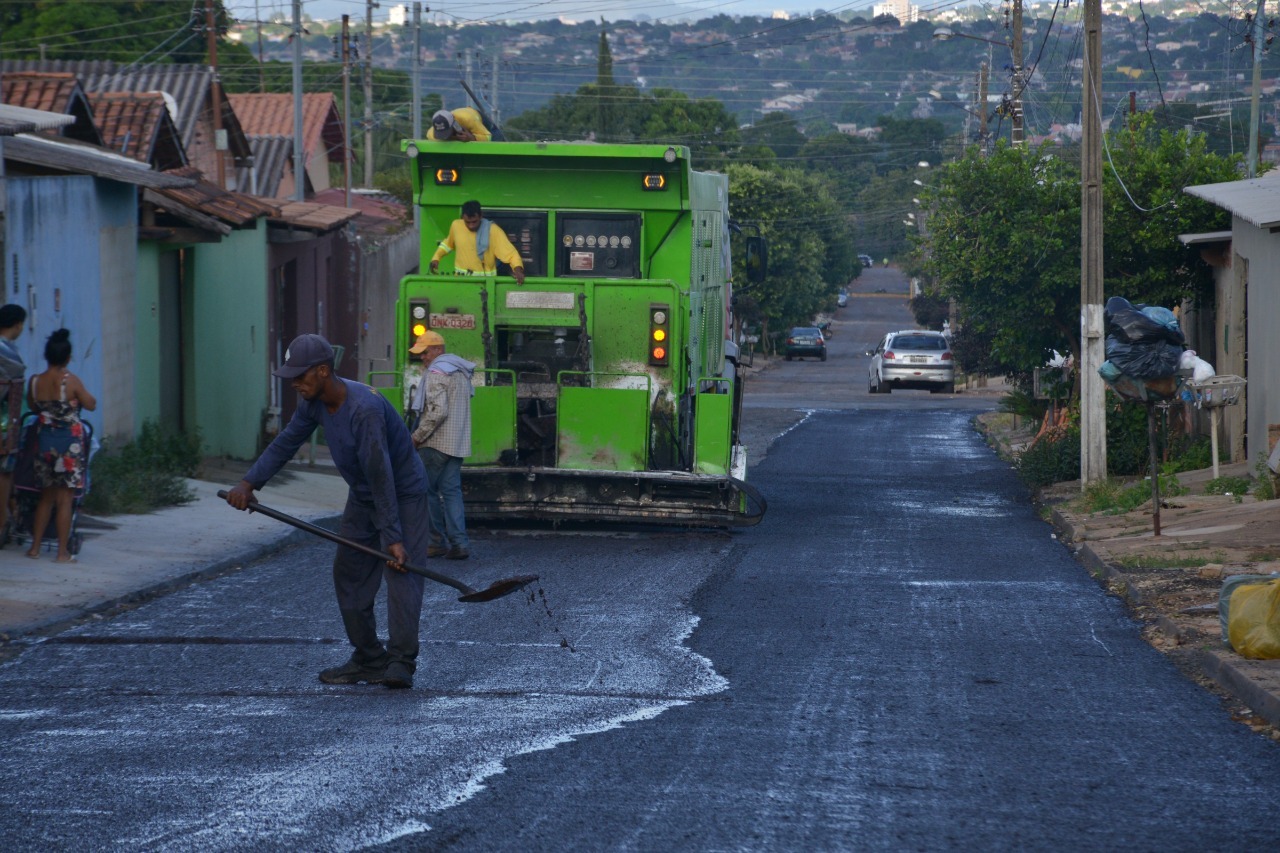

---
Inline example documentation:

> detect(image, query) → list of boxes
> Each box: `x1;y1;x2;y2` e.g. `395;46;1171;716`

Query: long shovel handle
217;490;479;597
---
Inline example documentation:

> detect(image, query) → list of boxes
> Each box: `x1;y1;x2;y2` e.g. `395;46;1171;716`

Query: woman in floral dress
25;329;95;562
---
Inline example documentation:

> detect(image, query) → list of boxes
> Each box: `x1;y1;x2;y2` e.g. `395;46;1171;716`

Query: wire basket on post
1186;375;1246;480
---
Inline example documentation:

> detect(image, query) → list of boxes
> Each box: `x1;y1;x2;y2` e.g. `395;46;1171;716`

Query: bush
83;421;202;515
1204;476;1250;496
1017;426;1081;487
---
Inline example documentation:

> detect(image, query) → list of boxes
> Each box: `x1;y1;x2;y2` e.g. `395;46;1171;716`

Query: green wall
134;241;163;429
184;226;270;460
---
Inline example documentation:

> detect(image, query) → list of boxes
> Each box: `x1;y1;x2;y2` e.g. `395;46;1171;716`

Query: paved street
2;268;1279;849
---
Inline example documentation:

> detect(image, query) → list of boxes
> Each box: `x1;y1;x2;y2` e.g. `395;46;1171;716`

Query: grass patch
1079;473;1187;515
1204;476;1251;496
1247;549;1280;562
1115;553;1212;570
83;421;202;515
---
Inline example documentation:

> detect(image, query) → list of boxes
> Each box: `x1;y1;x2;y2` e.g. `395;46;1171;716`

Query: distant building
873;0;921;22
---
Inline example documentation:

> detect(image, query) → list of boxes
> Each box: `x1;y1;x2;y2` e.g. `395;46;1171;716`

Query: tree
727;163;852;347
919;121;1238;378
1;1;219;64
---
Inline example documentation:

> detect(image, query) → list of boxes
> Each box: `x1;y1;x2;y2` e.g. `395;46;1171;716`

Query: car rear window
791;328;820;336
890;335;947;351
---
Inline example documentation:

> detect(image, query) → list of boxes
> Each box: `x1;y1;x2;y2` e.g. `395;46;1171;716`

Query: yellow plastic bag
1227;578;1280;660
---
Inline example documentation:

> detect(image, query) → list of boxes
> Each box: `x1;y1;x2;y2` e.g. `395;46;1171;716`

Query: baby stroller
8;411;94;556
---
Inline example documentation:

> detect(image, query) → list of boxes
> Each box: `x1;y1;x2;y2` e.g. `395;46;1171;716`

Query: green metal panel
469;369;517;465
694;389;732;475
185;227;269;459
557;382;650;471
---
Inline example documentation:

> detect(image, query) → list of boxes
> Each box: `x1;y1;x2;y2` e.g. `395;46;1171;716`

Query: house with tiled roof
1;60;253;192
227;92;346;200
0;71;103;146
88;91;186;171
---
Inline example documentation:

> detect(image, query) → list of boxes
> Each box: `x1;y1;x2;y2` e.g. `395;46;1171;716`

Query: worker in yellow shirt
427;108;491;142
429;200;526;285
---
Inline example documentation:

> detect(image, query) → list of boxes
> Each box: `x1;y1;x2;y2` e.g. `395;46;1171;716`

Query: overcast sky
226;0;879;26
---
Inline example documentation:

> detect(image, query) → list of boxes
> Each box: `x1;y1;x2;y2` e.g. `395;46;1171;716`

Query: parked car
785;326;827;361
836;291;849;308
868;329;954;393
858;253;874;268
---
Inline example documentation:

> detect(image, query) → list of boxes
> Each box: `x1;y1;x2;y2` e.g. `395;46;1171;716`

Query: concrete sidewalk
0;458;349;641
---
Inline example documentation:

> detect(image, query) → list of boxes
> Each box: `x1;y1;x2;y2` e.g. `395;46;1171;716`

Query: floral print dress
28;373;86;490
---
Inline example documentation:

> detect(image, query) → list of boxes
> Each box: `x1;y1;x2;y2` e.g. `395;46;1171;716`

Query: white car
837;291;849;308
868;329;955;394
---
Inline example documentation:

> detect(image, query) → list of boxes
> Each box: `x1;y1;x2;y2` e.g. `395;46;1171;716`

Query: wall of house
358;228;419;394
5;175;136;445
134;241;164;429
184;225;269;460
267;230;357;423
1229;214;1280;467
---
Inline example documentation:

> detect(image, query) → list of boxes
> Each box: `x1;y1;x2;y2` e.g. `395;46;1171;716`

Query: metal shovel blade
458;574;540;603
218;490;539;605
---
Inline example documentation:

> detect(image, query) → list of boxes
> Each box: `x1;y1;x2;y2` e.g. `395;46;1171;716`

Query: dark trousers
332;492;429;672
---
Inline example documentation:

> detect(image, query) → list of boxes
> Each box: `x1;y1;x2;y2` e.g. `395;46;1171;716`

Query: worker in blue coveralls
224;334;430;690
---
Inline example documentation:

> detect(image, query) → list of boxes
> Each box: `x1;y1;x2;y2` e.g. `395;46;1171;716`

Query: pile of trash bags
1099;296;1188;402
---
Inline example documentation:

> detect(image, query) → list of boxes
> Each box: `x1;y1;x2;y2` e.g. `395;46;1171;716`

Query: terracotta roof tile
88;91;185;169
226;92;345;163
154;165;279;226
2;71;78;113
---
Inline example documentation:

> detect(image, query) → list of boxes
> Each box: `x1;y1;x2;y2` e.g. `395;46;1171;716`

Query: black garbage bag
1104;334;1183;379
1105;296;1186;346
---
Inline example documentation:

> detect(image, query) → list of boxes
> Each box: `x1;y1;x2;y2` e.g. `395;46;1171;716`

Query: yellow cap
409;330;445;353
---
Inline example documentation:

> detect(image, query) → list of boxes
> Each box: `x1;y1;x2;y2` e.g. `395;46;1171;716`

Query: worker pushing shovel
223;334;533;691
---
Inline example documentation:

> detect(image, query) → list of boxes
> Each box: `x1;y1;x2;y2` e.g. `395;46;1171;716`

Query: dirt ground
978;411;1280;742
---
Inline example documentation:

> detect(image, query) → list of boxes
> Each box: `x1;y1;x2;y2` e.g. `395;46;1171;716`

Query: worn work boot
445;545;469;560
426;544;449;559
318;655;388;685
373;660;414;689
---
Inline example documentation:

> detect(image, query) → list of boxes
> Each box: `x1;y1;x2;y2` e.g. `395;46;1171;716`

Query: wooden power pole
1010;0;1025;147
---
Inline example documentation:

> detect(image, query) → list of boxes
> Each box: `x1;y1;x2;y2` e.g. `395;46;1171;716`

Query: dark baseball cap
274;333;335;378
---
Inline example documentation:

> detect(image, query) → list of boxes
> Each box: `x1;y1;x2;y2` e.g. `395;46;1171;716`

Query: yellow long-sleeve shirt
430;219;524;274
425;107;491;142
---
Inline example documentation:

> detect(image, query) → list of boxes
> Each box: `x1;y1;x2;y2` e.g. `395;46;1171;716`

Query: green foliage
1204;476;1251;496
908;292;948;329
1017;427;1080;487
0;1;215;63
1079;472;1185;515
83;422;202;516
920;123;1238;378
997;388;1048;422
1255;453;1278;501
726;162;852;336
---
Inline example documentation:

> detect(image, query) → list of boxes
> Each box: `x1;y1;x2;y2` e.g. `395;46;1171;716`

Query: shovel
217;490;537;603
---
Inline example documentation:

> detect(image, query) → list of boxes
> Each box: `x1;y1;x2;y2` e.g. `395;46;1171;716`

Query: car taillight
942;352;953;360
787;338;796;345
883;350;895;359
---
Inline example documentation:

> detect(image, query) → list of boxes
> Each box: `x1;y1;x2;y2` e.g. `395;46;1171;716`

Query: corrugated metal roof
1177;230;1232;246
248;134;293;198
154;165;279;226
227;93;345;163
0;104;74;135
0;60;250;160
4;133;192;189
88;92;186;170
1184;176;1280;229
270;201;360;232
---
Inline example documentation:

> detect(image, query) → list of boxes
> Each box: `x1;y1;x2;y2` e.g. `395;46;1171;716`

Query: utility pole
1080;0;1106;487
341;15;352;207
490;52;500;127
291;0;305;202
411;3;423;229
364;0;378;187
1010;0;1025;147
255;0;266;92
979;61;989;154
464;49;474;108
1247;0;1267;177
204;0;226;188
